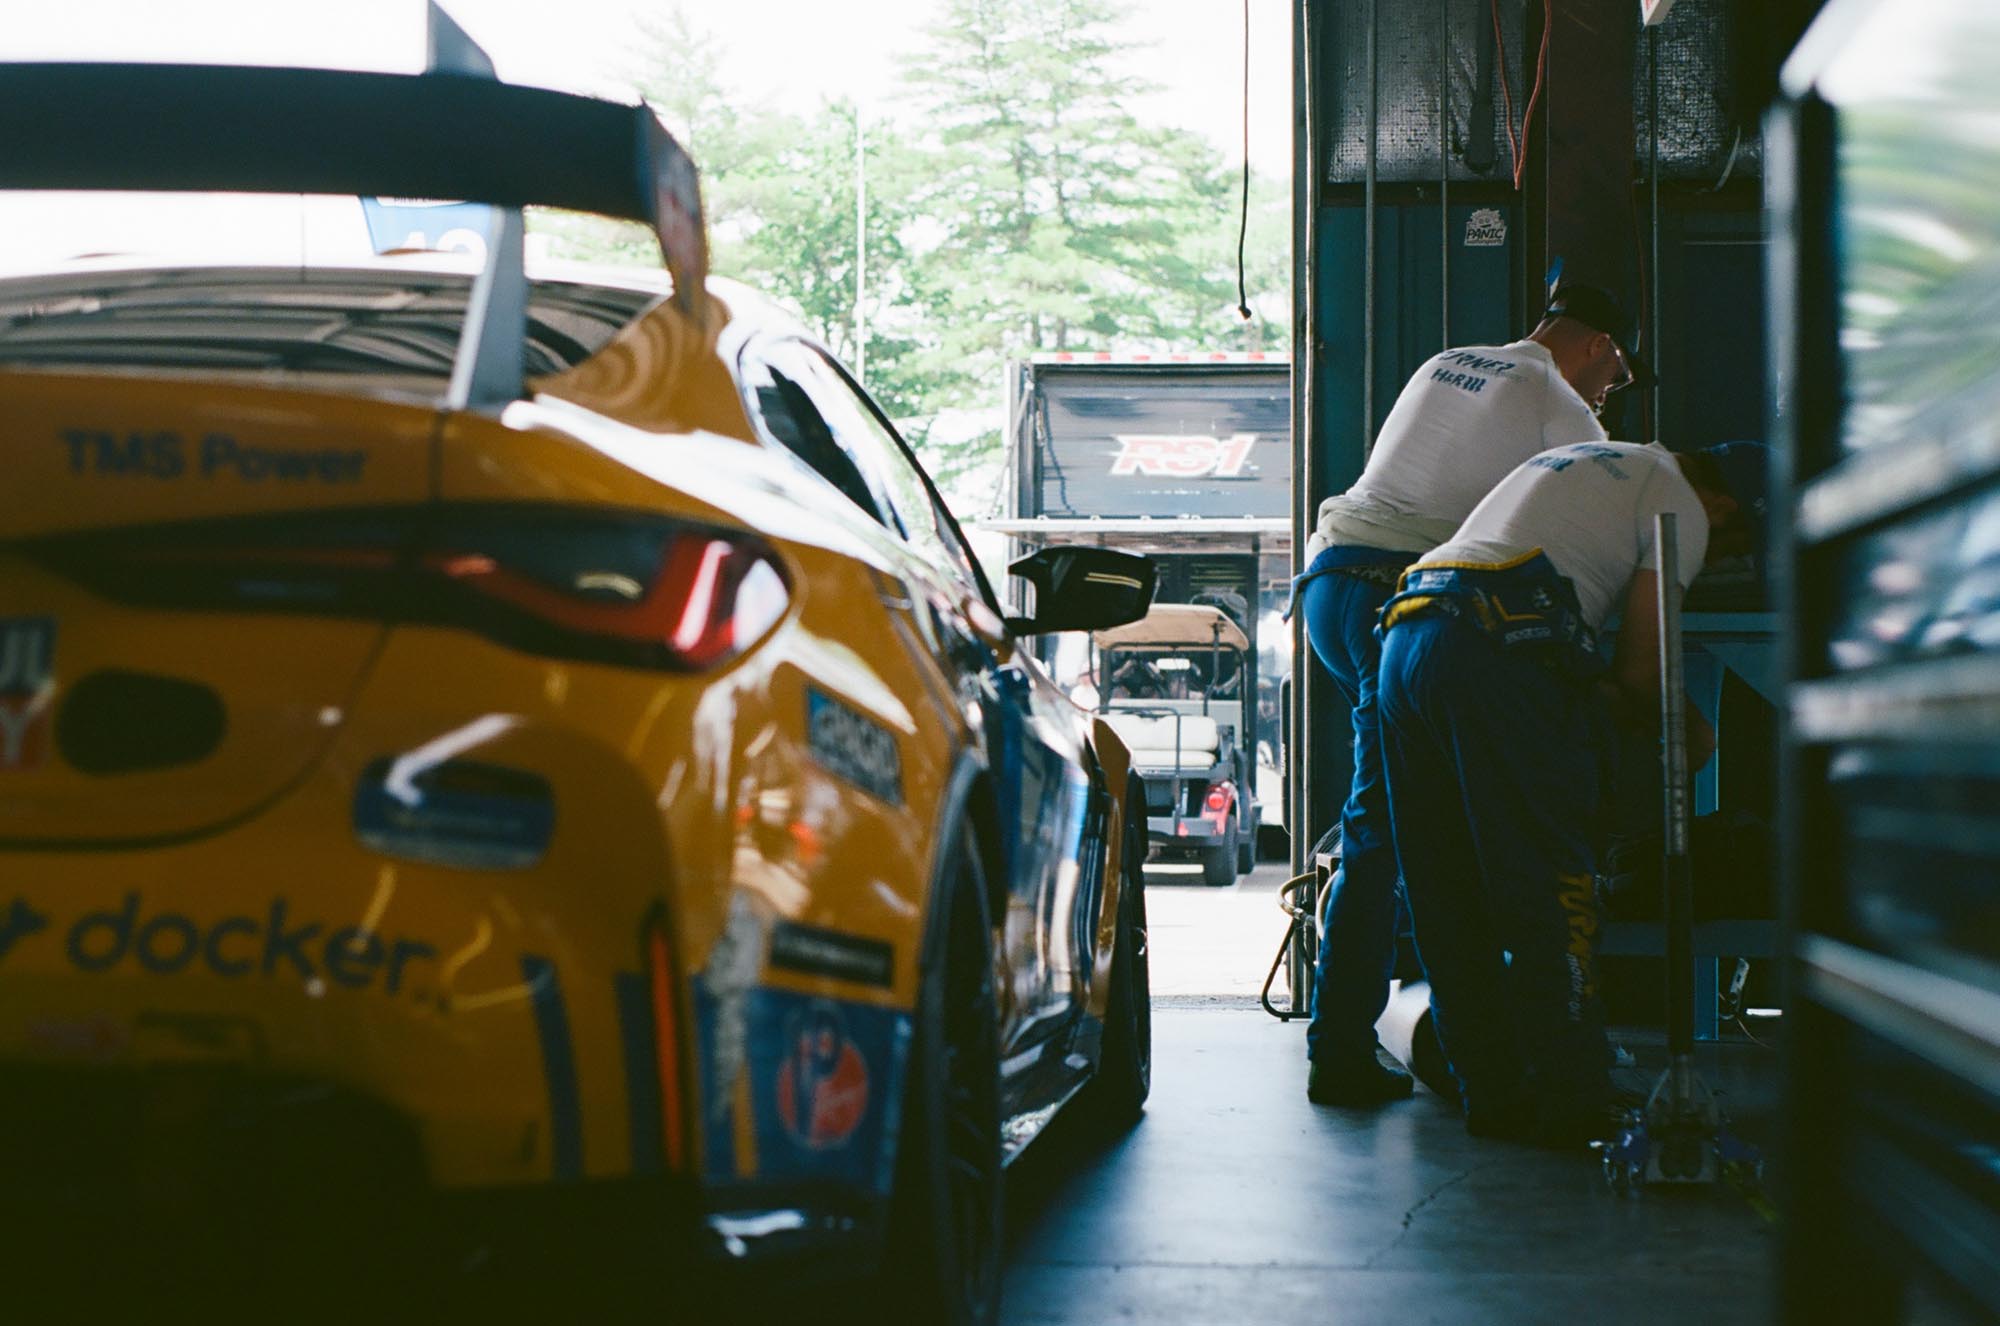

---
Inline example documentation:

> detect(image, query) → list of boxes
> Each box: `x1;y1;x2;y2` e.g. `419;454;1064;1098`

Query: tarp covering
1322;0;1759;187
1093;603;1250;652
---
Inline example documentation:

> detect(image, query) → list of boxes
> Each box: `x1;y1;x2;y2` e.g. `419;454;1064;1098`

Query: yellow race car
0;37;1154;1323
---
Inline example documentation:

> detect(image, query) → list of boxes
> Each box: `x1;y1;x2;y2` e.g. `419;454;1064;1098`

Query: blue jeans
1298;550;1404;1068
1377;613;1610;1119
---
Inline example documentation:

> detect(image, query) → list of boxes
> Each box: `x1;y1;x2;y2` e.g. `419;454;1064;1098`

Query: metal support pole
1439;0;1450;349
1288;0;1316;885
1598;513;1757;1189
1647;27;1661;444
854;103;867;385
1362;0;1379;451
1657;513;1696;1084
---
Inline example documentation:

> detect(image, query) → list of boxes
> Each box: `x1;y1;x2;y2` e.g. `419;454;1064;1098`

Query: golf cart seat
1102;711;1222;770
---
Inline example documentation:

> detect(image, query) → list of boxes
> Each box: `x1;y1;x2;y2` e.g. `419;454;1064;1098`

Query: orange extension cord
1491;0;1554;191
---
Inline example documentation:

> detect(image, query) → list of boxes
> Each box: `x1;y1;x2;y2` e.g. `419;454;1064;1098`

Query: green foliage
590;0;1291;490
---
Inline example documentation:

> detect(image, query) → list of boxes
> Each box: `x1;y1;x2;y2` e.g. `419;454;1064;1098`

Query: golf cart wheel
1201;826;1237;886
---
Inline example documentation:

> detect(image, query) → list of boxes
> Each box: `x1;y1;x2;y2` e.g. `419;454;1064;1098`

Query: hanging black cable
1236;0;1253;320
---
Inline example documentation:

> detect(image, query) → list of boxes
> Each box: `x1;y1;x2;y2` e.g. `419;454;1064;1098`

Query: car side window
794;347;983;586
738;346;895;531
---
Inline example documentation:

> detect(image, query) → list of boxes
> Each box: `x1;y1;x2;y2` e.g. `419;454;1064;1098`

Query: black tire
1235;818;1256;876
1201;824;1237;886
879;829;1003;1326
1078;788;1152;1128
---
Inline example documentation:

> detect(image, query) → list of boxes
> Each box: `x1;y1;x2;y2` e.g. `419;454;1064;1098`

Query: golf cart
1094;603;1258;885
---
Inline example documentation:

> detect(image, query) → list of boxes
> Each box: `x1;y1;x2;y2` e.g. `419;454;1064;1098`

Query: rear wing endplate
0;2;707;410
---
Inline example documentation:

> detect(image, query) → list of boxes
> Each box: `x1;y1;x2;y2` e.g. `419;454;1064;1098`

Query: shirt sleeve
1636;465;1711;589
1540;365;1609;448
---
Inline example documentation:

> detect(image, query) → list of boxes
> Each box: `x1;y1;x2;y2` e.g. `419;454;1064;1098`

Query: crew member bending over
1296;284;1643;1106
1374;440;1766;1144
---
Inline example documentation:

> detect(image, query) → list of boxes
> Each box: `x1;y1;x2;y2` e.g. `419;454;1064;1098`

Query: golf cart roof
1092;603;1249;652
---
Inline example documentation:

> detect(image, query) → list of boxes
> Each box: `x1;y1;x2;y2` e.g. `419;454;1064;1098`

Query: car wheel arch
918;752;1004;978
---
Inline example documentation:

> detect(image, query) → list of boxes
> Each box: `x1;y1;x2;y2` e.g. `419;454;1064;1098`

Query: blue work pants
1298;553;1403;1068
1377;613;1610;1119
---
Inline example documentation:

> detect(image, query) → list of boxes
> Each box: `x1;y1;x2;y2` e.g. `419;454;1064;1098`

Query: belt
1283;545;1416;619
1378;551;1604;678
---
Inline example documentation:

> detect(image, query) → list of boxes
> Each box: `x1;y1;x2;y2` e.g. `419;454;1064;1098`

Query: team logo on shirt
1109;433;1258;479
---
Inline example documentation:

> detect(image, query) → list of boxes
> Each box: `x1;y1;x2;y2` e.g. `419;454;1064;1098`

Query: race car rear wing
0;2;707;410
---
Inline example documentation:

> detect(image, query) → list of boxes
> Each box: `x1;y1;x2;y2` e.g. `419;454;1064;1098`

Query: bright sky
2;0;1293;173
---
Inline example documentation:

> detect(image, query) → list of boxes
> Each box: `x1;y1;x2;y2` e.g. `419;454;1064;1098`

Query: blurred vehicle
0;30;1154;1324
1093;603;1258;885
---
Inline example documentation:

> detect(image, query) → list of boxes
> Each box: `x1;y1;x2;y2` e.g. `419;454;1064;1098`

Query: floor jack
1596;514;1764;1195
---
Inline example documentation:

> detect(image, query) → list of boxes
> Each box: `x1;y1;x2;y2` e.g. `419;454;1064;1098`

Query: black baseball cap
1544;283;1656;391
1697;441;1770;537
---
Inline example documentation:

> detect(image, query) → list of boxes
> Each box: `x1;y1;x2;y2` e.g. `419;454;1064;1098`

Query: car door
746;338;1111;1091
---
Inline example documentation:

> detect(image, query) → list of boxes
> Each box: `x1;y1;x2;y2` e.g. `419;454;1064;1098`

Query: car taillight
425;522;790;671
27;505;792;672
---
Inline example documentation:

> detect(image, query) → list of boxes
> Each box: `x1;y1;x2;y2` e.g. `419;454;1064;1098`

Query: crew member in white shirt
1298;283;1646;1107
1373;440;1767;1144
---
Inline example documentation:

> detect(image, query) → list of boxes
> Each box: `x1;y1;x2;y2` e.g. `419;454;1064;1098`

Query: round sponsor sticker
774;1001;870;1150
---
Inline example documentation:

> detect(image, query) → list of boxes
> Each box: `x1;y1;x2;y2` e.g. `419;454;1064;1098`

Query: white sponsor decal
1108;433;1258;479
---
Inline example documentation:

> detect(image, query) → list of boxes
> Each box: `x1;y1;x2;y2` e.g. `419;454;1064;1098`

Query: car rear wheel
1078;787;1152;1129
879;828;1003;1326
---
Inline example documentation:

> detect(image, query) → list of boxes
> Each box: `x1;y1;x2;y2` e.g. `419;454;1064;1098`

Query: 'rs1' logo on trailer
1108;433;1257;479
0;618;56;771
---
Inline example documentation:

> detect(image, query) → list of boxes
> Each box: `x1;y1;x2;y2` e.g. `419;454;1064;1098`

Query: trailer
981;354;1293;857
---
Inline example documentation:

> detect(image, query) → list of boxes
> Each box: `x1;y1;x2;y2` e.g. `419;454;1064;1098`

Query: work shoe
1307;1047;1414;1107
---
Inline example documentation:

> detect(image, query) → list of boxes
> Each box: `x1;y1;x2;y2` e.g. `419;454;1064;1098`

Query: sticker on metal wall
1465;208;1508;248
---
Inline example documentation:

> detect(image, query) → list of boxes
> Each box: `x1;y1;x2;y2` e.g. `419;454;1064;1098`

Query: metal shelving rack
1772;2;2000;1318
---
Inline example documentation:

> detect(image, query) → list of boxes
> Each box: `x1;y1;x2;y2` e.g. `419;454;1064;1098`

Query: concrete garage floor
1001;1008;1778;1325
1142;857;1301;1002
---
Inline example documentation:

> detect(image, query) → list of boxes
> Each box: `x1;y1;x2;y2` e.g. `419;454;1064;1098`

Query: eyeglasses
1606;342;1635;393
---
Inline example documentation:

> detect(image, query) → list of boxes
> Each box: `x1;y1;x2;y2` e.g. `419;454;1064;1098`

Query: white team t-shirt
1307;339;1607;558
1419;442;1709;631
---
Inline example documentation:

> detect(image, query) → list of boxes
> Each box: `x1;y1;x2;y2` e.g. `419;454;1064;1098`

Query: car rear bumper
0;1061;885;1299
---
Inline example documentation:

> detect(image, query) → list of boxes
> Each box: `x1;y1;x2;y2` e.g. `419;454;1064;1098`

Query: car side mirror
1005;546;1156;635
